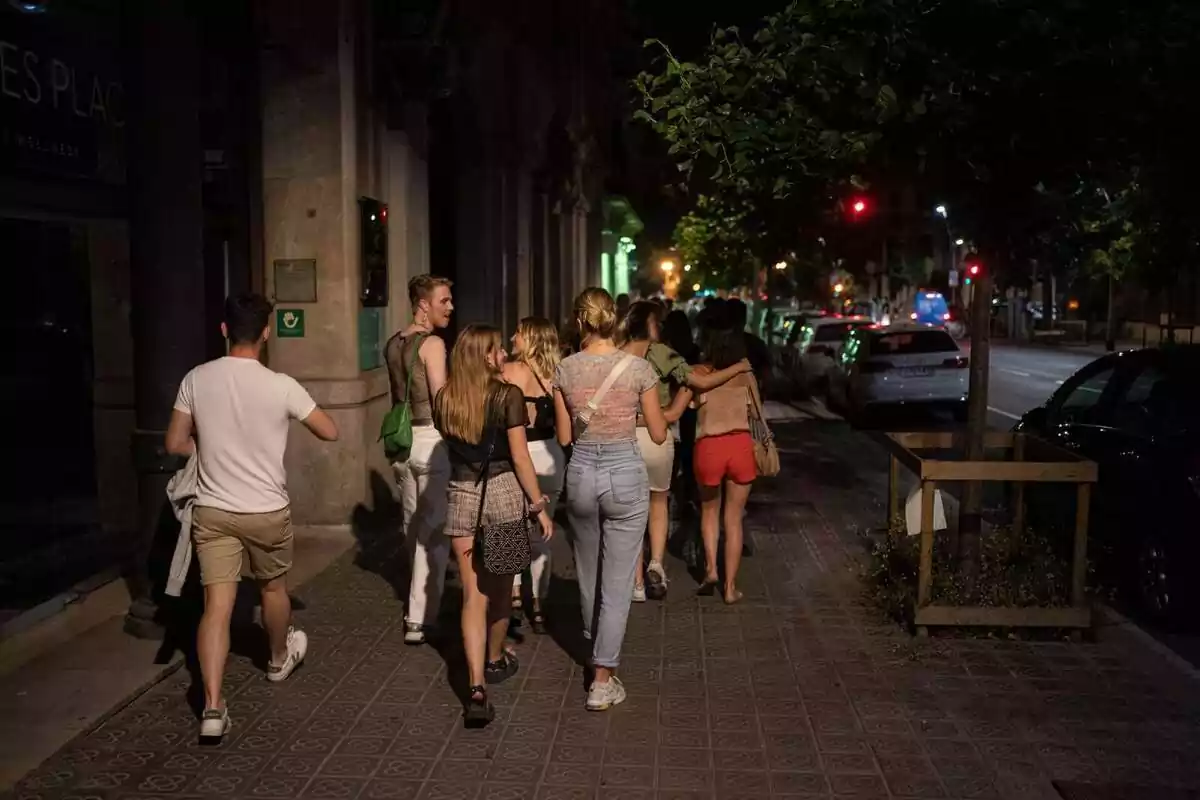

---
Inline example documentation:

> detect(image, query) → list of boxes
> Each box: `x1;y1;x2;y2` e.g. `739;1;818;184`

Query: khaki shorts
192;505;294;586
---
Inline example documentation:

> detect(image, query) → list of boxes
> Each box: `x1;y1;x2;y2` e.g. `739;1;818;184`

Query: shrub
863;518;1072;630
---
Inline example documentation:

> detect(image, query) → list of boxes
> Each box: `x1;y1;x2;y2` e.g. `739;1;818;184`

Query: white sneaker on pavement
404;621;426;645
586;676;627;712
199;707;230;740
646;560;668;599
632;585;647;603
267;627;308;682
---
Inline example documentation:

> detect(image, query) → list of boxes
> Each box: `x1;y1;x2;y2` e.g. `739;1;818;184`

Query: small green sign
276;308;305;338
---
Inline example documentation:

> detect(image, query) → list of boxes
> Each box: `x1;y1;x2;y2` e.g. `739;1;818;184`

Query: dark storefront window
0;217;106;626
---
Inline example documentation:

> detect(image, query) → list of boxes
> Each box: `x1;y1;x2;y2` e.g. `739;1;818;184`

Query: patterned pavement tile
12;424;1200;800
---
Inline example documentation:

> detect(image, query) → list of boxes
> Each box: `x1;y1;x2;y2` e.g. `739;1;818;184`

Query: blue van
911;291;950;326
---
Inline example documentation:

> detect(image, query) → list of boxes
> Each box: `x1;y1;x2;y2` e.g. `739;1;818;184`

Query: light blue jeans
566;440;650;669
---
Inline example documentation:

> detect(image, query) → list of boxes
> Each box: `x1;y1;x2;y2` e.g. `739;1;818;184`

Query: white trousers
392;424;450;626
514;438;566;600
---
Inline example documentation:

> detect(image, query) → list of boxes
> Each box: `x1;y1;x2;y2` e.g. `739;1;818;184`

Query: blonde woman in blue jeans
554;288;668;711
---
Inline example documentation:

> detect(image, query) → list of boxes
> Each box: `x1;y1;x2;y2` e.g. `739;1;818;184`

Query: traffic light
963;255;982;286
851;197;868;218
359;197;389;307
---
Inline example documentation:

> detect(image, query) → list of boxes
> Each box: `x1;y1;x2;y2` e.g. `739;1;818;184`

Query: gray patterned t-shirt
554;351;658;443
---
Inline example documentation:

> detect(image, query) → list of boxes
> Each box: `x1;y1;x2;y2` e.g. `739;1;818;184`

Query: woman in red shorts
691;322;758;604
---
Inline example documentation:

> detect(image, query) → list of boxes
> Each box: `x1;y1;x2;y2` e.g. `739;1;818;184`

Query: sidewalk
10;422;1200;800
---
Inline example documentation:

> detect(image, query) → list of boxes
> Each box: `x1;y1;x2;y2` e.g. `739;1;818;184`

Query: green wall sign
276;308;305;338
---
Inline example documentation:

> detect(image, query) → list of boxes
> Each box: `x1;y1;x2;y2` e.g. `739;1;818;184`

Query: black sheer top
524;371;556;442
442;383;526;476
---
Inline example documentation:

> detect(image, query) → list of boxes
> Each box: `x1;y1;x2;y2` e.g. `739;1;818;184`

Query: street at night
6;0;1200;798
984;344;1115;429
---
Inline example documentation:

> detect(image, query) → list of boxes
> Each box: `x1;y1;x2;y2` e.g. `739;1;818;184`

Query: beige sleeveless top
696;371;754;439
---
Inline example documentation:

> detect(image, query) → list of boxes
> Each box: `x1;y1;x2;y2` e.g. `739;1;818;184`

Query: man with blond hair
385;275;454;644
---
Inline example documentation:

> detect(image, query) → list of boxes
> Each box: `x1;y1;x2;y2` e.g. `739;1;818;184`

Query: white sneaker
267;627;308;682
199;707;230;739
403;621;426;645
646;561;668;599
586;676;627;712
632;585;647;603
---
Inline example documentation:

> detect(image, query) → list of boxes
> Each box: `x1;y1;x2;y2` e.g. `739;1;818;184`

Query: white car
830;323;968;420
791;316;874;394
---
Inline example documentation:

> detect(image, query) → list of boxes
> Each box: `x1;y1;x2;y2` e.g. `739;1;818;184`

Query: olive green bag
379;334;427;461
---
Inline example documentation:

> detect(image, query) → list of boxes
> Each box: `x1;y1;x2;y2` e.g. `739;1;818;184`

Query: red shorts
694;432;756;487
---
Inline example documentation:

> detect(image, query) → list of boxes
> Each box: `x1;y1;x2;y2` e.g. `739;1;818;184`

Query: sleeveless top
523;369;556;442
696;371;754;439
384;333;434;425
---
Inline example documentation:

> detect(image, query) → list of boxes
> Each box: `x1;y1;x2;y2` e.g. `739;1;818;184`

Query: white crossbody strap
585;353;636;414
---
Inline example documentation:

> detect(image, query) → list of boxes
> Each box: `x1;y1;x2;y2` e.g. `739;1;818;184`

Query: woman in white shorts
502;316;565;633
618;302;751;601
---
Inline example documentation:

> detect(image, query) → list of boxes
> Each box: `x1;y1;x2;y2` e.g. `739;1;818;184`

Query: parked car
1015;346;1200;628
790;315;874;396
768;309;823;371
829;323;968;421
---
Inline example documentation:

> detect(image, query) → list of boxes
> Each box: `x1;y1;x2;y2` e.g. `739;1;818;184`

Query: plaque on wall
273;259;317;303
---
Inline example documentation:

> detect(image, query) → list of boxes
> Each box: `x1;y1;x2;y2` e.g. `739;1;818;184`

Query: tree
673;195;763;291
636;0;1200;583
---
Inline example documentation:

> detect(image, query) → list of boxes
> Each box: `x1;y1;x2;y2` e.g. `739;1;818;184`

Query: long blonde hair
574;287;618;342
516;316;560;383
434;324;505;444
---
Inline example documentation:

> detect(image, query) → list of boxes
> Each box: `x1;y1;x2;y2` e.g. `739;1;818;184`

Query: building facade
0;0;621;632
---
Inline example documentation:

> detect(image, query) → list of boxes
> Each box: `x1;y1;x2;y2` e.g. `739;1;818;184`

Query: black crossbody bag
473;422;533;576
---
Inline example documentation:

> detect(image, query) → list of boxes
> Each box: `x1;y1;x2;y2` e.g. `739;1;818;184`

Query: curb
787;398;842;421
0;568;123;642
1093;601;1200;684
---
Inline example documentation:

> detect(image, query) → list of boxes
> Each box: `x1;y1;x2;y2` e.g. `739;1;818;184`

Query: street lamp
692;283;701;292
955;238;964;246
683;264;692;272
935;204;948;218
660;259;675;273
774;261;787;271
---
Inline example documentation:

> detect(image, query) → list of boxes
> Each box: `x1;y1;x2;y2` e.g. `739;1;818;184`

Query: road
984;342;1103;427
783;341;1106;430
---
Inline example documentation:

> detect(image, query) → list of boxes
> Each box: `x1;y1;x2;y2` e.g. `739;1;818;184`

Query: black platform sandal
463;686;494;728
529;605;547;636
484;650;520;685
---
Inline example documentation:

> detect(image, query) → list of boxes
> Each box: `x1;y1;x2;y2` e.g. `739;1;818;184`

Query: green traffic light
964;278;973;286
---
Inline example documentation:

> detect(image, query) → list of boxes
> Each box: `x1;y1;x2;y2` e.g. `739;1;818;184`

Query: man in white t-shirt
165;293;339;740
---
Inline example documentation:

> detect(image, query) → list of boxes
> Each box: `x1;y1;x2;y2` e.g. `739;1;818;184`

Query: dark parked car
1015;346;1200;628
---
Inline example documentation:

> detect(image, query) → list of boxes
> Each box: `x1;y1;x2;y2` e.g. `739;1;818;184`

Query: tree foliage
673;195;762;290
637;0;1200;293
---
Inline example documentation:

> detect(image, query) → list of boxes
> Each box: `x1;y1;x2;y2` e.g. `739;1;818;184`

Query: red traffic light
852;198;867;215
968;264;980;276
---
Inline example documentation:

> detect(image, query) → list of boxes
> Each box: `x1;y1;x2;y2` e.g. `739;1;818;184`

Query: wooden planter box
882;431;1098;634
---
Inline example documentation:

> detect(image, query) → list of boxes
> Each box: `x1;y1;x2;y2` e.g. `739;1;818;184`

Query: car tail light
861;360;893;373
942;356;969;369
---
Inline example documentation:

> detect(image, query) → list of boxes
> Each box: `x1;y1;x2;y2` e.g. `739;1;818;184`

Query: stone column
259;0;398;525
124;0;208;637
